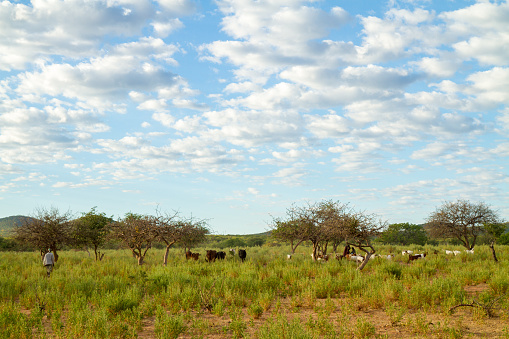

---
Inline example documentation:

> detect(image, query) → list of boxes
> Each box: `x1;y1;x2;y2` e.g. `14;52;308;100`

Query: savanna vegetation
0;199;508;338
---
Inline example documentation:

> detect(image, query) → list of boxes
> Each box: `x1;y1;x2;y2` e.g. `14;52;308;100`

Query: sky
0;0;508;235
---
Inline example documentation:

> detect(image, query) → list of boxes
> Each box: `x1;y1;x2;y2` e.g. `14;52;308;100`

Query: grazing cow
215;251;226;260
229;248;236;256
287;254;292;260
465;249;474;254
206;250;217;262
402;250;413;255
238;249;247;262
408;253;426;262
191;253;200;260
185;250;193;260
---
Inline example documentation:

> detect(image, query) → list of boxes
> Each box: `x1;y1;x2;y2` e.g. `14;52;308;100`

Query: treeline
2;200;508;267
270;199;507;264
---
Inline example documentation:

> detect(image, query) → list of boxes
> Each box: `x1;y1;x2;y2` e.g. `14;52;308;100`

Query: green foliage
0;237;16;251
155;306;187;339
218;238;247;248
379;223;428;246
499;232;509;245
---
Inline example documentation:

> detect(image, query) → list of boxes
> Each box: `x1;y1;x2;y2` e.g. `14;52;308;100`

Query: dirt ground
136;283;508;338
24;283;508;338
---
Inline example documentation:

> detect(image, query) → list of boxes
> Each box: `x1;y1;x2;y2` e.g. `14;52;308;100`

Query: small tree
72;207;112;261
341;210;386;270
270;218;309;254
12;207;73;262
426;200;500;250
110;213;156;265
484;223;506;262
179;219;209;252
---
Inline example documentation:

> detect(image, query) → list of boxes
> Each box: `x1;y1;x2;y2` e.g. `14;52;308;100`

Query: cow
206;250;217;262
215;251;226;260
238;249;247;262
229;248;236;256
408;253;426;262
185;250;193;260
191;252;200;260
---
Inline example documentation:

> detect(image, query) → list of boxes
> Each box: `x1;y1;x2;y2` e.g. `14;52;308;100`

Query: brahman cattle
206;250;217;262
238;249;247;262
215;251;226;260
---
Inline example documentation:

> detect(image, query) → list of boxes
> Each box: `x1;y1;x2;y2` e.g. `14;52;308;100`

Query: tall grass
0;245;508;337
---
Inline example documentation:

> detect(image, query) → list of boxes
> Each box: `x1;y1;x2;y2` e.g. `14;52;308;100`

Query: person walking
43;249;55;277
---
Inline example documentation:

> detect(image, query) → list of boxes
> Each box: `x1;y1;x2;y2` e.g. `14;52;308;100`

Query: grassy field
1;244;508;338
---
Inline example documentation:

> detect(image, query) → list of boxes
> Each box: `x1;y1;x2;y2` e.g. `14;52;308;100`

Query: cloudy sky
1;0;508;234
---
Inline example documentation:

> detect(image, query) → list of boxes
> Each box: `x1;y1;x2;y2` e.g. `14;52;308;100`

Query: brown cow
185;250;193;260
408;253;426;262
206;250;217;262
191;253;200;260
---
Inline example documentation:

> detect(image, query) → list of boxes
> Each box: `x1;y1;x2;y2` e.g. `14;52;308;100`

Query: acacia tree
109;213;157;265
72;207;112;261
271;201;335;259
152;212;180;266
12;207;73;262
341;211;386;270
179;219;209;253
152;212;208;265
270;216;311;254
426;200;500;250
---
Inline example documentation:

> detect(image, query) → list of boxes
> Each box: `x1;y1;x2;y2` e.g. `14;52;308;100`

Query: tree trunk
489;242;498;262
357;251;373;271
311;242;319;261
52;247;59;262
137;255;144;265
163;246;170;266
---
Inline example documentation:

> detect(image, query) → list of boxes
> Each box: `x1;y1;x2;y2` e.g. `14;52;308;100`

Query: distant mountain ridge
0;215;32;237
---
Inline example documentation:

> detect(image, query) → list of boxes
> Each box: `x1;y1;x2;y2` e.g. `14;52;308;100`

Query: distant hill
0;215;32;237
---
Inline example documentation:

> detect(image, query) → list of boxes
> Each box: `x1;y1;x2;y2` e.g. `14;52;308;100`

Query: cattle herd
300;247;475;264
185;248;247;263
184;247;474;264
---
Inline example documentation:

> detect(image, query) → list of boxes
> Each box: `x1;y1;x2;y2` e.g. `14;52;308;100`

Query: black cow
215;251;226;260
206;250;217;262
238;249;246;262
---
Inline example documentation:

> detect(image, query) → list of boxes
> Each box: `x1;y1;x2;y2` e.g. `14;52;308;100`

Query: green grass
0;244;508;338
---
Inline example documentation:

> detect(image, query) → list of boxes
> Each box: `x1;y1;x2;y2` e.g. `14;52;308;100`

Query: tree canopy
12;207;74;261
426;200;500;250
72;207;112;261
271;200;386;270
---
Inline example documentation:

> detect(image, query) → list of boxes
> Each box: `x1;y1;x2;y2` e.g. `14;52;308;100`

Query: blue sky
1;0;508;234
